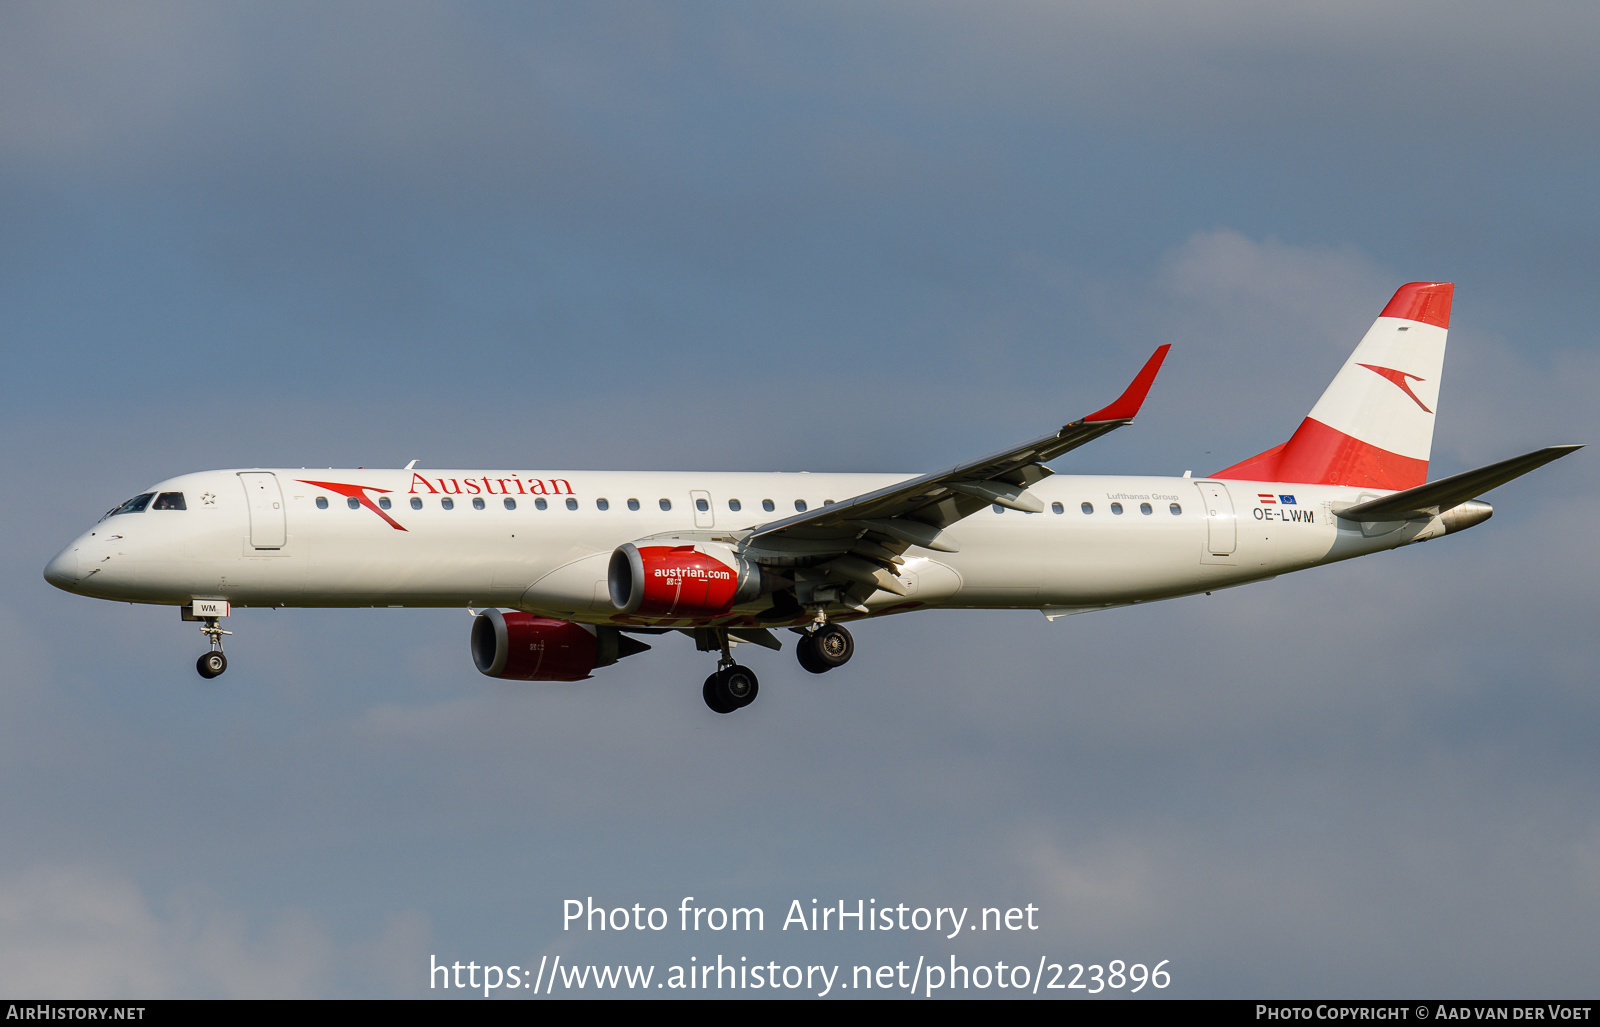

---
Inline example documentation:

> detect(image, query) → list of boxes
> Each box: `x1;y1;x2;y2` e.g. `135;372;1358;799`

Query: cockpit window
152;492;187;510
104;493;155;519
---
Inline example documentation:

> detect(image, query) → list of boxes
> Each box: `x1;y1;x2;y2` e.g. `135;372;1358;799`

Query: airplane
43;283;1580;714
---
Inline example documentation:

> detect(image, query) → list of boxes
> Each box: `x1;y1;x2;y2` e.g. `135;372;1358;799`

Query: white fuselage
44;467;1445;628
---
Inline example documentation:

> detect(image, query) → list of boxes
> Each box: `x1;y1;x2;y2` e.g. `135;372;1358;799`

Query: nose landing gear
195;617;231;679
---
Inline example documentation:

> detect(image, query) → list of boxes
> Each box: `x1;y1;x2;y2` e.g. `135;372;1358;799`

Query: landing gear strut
195;616;230;679
698;628;759;714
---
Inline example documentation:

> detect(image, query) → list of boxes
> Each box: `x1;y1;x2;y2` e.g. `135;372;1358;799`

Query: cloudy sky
2;1;1596;998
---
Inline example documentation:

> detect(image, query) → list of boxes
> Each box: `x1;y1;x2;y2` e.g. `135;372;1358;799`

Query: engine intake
471;610;648;681
608;542;770;617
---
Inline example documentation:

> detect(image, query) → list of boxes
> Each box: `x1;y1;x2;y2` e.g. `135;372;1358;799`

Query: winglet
1084;345;1171;423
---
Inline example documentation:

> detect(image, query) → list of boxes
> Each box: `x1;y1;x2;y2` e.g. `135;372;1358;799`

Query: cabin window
504;498;516;510
597;498;610;511
659;499;672;511
348;497;361;510
472;497;485;510
535;498;548;510
695;498;709;513
728;499;741;512
1170;503;1182;515
315;497;329;510
1081;502;1093;515
441;498;454;510
410;497;422;510
627;498;640;511
1140;502;1153;515
762;499;775;512
823;499;834;506
152;492;186;510
1051;502;1064;514
794;499;807;512
565;498;579;511
1110;502;1124;515
378;496;391;510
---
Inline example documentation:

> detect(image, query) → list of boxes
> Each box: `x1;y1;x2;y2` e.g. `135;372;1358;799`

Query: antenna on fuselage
405;459;418;470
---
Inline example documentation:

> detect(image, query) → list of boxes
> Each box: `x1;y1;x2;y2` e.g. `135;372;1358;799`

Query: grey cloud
9;3;1597;186
4;5;1595;432
0;2;594;190
0;865;429;997
847;2;1600;144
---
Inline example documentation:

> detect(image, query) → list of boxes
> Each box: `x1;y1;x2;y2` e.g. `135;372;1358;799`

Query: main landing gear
698;628;759;714
796;615;854;675
703;664;759;714
693;613;855;713
195;617;230;679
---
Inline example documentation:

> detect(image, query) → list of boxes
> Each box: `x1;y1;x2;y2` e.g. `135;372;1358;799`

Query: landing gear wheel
796;633;831;674
811;624;854;669
703;673;737;714
194;615;231;679
721;665;759;707
703;666;759;713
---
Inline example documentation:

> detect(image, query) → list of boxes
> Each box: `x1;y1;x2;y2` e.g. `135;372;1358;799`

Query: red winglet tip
1380;282;1453;329
1084;344;1171;422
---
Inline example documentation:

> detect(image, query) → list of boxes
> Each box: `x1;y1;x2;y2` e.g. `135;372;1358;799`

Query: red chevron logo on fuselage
1357;363;1433;413
297;479;408;530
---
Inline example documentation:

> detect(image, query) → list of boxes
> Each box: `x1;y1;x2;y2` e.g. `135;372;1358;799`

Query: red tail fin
1213;283;1451;489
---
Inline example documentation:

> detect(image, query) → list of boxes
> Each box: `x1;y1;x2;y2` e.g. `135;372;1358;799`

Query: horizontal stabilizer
1337;445;1582;521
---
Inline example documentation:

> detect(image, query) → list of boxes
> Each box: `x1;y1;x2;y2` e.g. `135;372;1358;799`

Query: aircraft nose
43;546;81;589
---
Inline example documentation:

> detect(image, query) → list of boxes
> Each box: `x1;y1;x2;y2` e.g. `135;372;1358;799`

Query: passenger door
1195;481;1237;557
239;472;287;549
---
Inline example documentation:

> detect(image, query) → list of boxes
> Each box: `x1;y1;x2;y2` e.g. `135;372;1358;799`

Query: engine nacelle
471;610;648;681
608;542;769;617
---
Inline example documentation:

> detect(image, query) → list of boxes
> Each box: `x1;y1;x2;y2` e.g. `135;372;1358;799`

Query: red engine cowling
608;542;767;617
471;610;649;681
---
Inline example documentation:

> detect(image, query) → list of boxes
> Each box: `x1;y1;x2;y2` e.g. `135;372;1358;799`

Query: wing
736;345;1171;599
